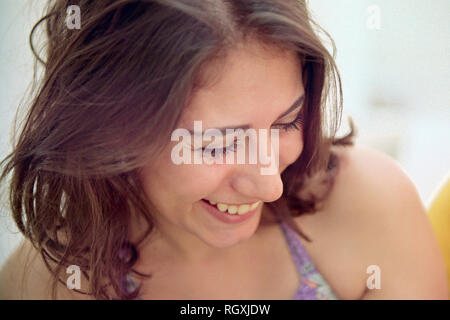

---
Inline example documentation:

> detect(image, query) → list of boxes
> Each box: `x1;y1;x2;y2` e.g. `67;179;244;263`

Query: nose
229;129;284;203
230;164;284;203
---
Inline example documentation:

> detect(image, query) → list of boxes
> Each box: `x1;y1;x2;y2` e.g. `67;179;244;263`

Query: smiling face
138;40;305;254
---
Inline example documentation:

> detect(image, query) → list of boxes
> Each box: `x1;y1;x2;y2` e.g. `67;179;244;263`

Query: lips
202;199;261;215
200;199;260;224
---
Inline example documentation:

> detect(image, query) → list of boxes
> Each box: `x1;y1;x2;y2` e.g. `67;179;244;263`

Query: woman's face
139;41;305;251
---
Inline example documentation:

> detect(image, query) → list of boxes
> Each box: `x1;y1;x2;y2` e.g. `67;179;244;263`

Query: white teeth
227;205;238;214
237;204;250;215
208;200;261;216
216;203;228;212
250;201;259;210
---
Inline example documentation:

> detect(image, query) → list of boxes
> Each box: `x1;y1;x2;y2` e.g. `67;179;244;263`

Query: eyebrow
188;93;305;136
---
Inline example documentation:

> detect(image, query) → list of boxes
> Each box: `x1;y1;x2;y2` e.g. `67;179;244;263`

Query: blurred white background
0;0;449;267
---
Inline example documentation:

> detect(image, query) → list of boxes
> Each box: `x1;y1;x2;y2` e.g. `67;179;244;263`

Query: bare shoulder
321;143;448;299
0;239;93;300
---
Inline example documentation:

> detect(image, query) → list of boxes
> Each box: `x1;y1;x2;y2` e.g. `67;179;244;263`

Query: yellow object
427;175;450;297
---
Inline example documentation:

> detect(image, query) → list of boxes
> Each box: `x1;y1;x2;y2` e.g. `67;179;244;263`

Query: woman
0;0;447;300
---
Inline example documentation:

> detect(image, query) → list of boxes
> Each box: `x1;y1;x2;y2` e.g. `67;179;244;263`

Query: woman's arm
0;239;94;299
0;239;49;299
342;144;448;299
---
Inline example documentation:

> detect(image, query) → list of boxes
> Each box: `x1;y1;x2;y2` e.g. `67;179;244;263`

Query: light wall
308;0;450;204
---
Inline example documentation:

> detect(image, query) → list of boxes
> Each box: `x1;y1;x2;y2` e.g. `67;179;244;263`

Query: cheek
139;146;228;211
279;131;304;167
166;164;227;200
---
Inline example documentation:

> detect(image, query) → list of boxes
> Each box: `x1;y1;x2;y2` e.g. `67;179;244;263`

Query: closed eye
273;107;305;132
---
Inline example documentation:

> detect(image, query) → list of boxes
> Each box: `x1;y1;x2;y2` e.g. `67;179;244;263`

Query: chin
200;219;260;249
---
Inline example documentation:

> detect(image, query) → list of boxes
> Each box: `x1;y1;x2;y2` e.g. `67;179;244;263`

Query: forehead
181;41;303;126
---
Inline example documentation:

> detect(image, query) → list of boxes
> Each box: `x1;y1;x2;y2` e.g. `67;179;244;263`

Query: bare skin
0;39;447;299
0;144;447;299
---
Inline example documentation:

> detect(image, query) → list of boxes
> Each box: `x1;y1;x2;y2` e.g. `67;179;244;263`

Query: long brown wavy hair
0;0;355;299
